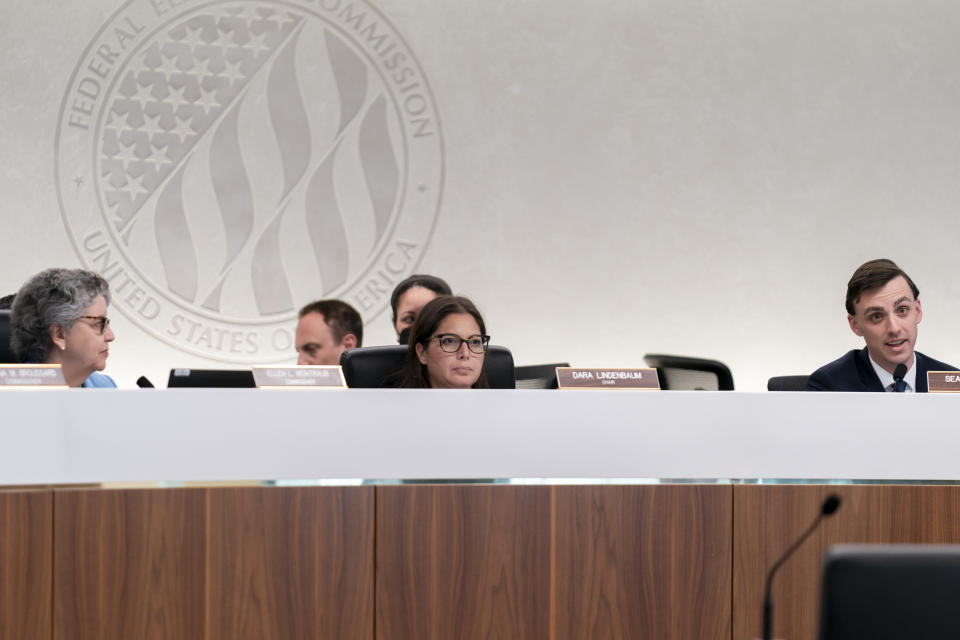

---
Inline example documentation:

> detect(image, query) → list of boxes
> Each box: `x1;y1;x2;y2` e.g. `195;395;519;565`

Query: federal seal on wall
55;0;443;362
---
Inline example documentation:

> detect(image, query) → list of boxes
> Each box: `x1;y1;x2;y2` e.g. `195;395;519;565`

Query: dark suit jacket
807;348;957;392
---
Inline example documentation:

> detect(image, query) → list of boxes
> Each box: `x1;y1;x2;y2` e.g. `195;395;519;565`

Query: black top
807;348;957;392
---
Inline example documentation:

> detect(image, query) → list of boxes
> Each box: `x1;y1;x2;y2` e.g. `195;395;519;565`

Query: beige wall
2;0;959;389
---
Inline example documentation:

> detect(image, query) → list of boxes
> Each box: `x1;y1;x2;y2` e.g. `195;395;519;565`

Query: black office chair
514;363;568;389
0;310;16;363
767;375;810;391
340;345;406;388
643;353;734;390
820;545;960;640
341;345;516;389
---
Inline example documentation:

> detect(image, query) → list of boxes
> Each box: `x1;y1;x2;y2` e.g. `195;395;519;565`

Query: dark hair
11;269;111;363
389;274;452;325
845;259;920;315
298;299;363;347
399;295;489;389
0;294;14;310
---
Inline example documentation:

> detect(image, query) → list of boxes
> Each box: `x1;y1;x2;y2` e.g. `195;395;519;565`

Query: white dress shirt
869;354;917;393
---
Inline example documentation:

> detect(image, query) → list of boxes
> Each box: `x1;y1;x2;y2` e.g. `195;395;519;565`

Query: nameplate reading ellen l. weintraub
556;367;660;390
252;366;347;390
0;364;68;389
926;371;960;393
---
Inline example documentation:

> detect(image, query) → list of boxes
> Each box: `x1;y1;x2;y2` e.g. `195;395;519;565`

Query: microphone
136;376;155;388
398;327;411;345
893;364;907;381
762;494;841;640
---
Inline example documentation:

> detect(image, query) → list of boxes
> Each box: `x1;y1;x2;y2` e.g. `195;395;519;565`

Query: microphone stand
762;495;841;640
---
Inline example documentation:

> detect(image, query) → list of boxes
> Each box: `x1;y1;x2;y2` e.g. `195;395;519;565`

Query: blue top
81;371;117;388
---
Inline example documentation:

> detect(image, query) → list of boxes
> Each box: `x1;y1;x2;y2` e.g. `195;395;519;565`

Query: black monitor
0;310;14;363
820;544;960;640
166;368;255;388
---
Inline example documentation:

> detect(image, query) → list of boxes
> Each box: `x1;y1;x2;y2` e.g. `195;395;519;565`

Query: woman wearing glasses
399;295;489;389
10;268;116;388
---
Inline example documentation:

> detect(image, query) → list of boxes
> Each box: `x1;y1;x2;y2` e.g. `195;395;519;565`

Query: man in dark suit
808;259;956;392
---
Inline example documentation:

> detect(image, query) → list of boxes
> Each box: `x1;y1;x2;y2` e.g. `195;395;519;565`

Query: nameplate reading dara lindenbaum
556;367;660;390
0;364;68;389
252;366;347;390
926;371;960;393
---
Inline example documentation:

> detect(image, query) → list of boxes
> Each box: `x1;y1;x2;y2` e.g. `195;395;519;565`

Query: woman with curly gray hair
11;268;117;388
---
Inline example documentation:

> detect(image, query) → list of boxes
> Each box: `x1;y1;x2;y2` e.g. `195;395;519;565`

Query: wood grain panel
377;485;551;640
53;488;206;640
554;485;732;640
207;486;373;640
822;485;960;544
0;490;52;640
734;485;960;640
733;485;823;640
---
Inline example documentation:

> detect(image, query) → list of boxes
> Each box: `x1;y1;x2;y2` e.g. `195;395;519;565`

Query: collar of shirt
868;354;917;393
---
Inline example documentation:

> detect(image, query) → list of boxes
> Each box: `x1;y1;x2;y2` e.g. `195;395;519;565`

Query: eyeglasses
79;315;111;335
430;333;490;354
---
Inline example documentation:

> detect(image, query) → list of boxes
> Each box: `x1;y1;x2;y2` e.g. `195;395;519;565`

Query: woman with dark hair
399;295;489;389
389;274;452;343
10;268;117;388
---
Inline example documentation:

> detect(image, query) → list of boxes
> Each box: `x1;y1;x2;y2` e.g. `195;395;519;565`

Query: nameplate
252;366;347;389
0;364;68;388
927;371;960;393
556;367;660;390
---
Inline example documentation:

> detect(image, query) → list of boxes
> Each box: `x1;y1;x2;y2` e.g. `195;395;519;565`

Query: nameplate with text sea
926;371;960;393
0;364;68;388
556;367;660;390
252;366;347;389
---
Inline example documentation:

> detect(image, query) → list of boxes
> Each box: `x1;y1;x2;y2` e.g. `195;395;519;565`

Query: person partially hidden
294;299;363;366
807;259;956;392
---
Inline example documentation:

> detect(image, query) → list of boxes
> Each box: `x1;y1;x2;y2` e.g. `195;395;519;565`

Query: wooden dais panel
733;484;960;640
377;485;552;639
553;485;732;640
53;486;373;640
207;486;374;640
822;485;960;544
0;490;52;640
377;484;732;640
53;488;207;640
733;485;824;640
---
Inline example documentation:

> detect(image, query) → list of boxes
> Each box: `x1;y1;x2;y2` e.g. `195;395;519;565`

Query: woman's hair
389;274;452;325
398;295;489;389
10;268;111;363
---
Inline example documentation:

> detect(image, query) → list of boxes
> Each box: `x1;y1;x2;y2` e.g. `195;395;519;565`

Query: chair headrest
340;344;516;389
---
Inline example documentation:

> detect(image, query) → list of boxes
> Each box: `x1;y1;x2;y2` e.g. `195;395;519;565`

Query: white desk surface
2;389;959;485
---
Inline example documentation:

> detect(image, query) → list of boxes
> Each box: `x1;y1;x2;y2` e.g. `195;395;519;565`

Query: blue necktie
894;379;906;392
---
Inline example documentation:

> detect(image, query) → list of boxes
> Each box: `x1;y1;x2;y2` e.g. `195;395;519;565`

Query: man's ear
416;342;427;365
916;299;923;324
847;314;864;337
341;333;358;350
50;325;67;351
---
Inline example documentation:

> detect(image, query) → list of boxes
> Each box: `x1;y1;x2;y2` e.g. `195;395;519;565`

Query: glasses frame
79;315;111;335
430;333;490;354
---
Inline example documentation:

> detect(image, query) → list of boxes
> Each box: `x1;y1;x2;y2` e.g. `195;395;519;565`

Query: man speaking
807;259;956;392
